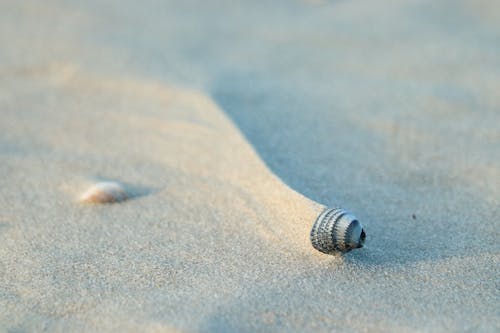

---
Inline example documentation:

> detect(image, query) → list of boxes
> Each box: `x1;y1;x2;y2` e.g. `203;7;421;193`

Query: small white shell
79;181;128;204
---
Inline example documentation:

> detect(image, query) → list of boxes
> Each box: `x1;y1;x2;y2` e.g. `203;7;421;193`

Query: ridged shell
310;207;366;254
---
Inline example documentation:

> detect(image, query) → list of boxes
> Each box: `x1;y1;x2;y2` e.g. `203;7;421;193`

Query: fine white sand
0;0;499;332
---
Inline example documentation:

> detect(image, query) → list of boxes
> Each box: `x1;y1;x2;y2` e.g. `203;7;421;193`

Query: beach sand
0;0;499;332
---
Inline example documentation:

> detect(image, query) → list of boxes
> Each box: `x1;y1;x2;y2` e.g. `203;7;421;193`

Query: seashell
310;207;366;254
79;181;128;204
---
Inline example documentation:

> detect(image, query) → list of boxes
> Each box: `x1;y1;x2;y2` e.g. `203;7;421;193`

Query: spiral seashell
310;207;366;254
79;181;128;204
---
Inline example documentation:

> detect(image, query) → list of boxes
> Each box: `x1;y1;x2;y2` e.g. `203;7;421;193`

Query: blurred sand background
0;0;499;332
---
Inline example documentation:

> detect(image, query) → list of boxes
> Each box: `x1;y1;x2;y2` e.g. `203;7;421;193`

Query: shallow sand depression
0;0;499;332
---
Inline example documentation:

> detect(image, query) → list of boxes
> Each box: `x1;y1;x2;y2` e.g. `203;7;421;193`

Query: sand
0;0;499;332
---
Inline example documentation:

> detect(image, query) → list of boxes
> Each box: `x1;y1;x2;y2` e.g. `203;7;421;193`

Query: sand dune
1;0;499;332
0;64;334;331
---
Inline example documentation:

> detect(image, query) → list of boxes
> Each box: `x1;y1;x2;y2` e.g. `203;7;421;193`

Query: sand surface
0;0;499;332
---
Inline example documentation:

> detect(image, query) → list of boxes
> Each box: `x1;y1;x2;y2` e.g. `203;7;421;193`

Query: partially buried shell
310;207;366;254
79;181;128;204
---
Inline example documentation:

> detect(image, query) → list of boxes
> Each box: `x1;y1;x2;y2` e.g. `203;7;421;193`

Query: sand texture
0;0;499;332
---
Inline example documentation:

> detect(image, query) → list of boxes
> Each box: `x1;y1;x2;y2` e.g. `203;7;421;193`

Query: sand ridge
1;0;499;331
